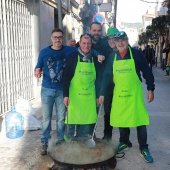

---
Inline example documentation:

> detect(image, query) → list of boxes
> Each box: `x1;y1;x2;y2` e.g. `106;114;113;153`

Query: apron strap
128;46;133;59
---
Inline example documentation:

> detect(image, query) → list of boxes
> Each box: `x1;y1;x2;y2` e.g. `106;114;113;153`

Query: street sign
100;3;112;12
92;13;105;25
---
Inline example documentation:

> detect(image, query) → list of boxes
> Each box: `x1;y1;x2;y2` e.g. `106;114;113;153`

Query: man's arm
67;39;76;47
135;49;155;91
98;53;114;104
63;53;77;106
34;50;44;70
34;50;44;78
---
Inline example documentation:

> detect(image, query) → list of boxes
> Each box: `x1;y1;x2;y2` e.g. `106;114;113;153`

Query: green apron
68;55;97;124
110;47;149;127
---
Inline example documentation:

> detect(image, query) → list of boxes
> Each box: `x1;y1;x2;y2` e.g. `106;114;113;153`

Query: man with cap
99;31;155;163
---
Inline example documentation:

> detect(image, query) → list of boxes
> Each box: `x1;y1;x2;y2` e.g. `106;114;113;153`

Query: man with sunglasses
99;31;155;163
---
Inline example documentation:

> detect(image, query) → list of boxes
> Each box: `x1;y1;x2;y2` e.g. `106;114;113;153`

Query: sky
116;0;161;23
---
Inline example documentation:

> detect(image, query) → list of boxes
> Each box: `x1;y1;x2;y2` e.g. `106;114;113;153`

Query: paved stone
0;66;170;170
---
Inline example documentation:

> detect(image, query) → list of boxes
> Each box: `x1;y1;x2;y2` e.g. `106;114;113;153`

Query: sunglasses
114;31;126;38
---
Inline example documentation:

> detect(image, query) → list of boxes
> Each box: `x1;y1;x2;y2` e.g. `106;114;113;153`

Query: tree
151;16;167;36
139;16;167;45
166;1;170;25
138;32;148;46
138;15;167;67
145;25;159;44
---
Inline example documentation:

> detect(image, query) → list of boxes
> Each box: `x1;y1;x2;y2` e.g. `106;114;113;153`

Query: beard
91;35;100;43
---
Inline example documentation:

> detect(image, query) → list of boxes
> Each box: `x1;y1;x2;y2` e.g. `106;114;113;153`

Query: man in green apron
63;34;101;138
99;31;155;163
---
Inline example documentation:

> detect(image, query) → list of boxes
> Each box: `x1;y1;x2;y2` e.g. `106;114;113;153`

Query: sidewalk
0;65;170;170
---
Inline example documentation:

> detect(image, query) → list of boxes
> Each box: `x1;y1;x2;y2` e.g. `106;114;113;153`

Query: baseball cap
107;27;119;37
114;31;128;41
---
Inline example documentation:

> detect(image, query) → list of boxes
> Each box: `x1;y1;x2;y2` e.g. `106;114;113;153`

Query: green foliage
138;15;168;45
138;32;148;45
167;2;170;25
152;16;167;36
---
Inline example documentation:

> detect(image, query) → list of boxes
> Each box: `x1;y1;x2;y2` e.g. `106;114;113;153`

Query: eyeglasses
52;36;63;40
114;31;126;38
108;37;114;41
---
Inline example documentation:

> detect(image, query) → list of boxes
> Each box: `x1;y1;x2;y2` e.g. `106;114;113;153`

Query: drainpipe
114;0;117;27
55;0;63;29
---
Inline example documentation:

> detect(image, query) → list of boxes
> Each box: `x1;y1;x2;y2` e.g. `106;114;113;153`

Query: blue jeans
41;87;66;144
68;124;91;138
119;125;148;150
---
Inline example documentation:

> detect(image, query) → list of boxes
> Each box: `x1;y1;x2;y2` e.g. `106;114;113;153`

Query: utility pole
55;0;63;29
94;0;103;13
114;0;117;27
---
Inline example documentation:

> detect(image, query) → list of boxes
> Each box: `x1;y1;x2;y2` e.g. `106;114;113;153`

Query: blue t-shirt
35;45;77;89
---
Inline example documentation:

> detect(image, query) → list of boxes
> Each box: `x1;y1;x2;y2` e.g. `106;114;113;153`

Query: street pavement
0;65;170;170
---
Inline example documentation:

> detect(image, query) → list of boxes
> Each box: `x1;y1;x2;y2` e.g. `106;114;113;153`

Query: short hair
90;22;102;30
80;33;92;42
51;28;63;35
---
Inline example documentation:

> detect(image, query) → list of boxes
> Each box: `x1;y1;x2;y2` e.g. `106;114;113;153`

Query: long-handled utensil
64;110;71;142
85;104;103;148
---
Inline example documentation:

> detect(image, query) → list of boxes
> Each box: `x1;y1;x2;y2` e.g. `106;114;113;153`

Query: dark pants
147;59;153;70
119;125;148;150
103;83;114;137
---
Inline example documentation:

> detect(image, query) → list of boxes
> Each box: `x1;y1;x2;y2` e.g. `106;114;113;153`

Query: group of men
34;22;155;165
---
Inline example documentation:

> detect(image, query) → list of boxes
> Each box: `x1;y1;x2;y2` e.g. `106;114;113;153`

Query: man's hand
96;98;100;107
34;68;41;78
99;96;104;104
147;90;154;103
97;55;105;63
63;97;70;107
67;39;76;47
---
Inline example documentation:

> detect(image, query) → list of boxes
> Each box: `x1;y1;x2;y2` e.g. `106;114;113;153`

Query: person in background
150;45;155;66
143;45;154;70
163;44;170;76
99;31;155;163
34;28;78;155
165;51;170;77
63;33;101;138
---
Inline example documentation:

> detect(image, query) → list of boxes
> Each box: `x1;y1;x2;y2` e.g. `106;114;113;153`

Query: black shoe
41;144;48;155
127;141;132;147
102;134;112;141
